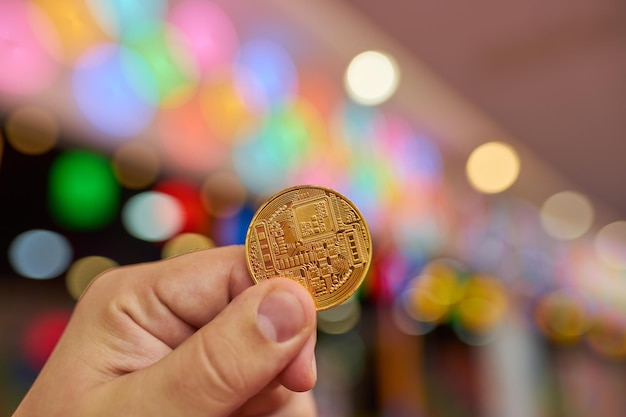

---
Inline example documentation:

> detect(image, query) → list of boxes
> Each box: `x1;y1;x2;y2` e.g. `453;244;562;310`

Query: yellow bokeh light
344;50;399;106
457;298;503;333
31;0;109;62
421;260;466;305
540;191;594;240
534;289;590;344
5;106;59;155
162;233;215;259
112;142;161;189
200;76;258;143
404;286;449;323
457;275;507;333
466;141;520;194
66;256;118;300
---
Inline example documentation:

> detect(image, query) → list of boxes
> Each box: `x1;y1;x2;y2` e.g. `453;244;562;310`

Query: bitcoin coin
245;185;372;311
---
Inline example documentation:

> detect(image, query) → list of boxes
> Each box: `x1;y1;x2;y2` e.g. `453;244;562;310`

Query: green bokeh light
48;150;120;230
122;22;195;106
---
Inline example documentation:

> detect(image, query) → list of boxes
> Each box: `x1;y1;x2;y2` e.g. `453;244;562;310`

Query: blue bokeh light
233;39;298;112
72;43;157;139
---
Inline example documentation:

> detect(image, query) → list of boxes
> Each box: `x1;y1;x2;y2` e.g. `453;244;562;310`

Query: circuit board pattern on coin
245;185;372;311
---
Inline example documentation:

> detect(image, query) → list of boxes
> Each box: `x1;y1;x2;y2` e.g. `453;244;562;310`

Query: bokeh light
112;141;161;189
421;258;467;299
337;158;389;227
72;43;157;138
162;233;215;258
122;21;198;107
201;171;248;218
466;141;520;194
157;98;228;173
122;191;184;242
377;114;443;192
317;296;362;335
540;191;594;240
455;275;507;335
232;106;313;194
21;310;71;370
535;289;591;344
298;70;340;120
389;202;447;256
153;179;208;234
86;0;168;39
407;269;465;324
211;203;254;246
65;256;118;300
344;50;399;106
586;312;626;359
5;106;59;155
9;229;73;279
0;0;60;95
391;298;437;336
199;76;257;143
168;0;239;77
333;100;377;149
31;0;109;62
233;39;298;112
594;221;626;269
403;285;449;323
48;150;120;230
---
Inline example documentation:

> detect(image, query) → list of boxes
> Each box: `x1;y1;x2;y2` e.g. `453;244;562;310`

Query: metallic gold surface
245;185;373;311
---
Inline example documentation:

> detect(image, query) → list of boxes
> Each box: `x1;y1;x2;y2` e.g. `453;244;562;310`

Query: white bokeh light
122;191;184;242
594;221;626;269
9;229;73;279
540;191;594;240
344;50;399;106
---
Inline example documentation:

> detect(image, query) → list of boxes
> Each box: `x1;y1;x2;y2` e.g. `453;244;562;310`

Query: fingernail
257;290;305;343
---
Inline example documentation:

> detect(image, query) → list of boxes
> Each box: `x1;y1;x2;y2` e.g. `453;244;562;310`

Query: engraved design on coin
245;185;372;311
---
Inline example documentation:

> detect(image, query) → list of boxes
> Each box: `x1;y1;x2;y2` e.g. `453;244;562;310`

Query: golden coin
245;185;373;311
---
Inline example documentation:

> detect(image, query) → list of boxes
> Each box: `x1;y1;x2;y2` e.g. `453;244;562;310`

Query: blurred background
1;0;626;415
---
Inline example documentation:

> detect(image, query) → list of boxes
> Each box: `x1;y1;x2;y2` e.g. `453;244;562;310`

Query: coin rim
244;184;373;311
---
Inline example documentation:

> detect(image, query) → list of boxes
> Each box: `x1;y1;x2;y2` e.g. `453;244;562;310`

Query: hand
13;246;318;417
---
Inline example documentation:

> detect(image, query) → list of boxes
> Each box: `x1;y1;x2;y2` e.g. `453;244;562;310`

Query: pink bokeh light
169;0;239;77
0;0;60;95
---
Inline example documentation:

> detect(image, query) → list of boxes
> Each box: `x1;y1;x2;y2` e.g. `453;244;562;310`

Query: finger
96;277;317;417
270;391;317;417
233;388;317;417
279;330;317;392
78;245;254;349
231;381;290;417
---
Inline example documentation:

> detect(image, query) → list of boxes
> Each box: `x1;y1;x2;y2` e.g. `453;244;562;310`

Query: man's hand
13;246;318;417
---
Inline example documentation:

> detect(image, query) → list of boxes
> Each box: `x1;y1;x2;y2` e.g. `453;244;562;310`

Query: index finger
117;245;254;329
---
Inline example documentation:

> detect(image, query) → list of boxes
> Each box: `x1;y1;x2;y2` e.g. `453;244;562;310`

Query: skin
13;245;318;417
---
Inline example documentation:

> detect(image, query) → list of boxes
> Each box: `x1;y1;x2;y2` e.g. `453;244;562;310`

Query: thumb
99;278;317;417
